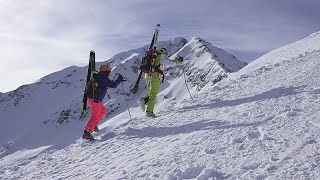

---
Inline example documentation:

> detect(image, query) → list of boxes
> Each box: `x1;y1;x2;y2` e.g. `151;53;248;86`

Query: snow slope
0;36;248;179
2;31;320;179
3;32;320;179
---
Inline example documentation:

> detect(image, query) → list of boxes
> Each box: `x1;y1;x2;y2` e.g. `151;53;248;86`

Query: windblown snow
1;32;320;179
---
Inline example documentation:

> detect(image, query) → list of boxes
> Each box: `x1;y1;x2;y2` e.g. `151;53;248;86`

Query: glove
117;74;126;81
174;56;183;64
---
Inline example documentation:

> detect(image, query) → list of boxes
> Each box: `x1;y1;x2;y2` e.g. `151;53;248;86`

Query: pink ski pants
84;98;107;132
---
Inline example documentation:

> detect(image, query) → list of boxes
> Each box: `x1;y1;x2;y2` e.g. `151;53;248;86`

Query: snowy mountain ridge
2;31;320;179
0;37;245;117
243;30;320;73
0;36;245;171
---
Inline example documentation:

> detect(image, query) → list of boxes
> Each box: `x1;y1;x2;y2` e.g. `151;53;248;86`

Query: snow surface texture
2;32;320;179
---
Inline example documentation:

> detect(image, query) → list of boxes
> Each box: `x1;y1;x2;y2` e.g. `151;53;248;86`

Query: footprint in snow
168;166;204;179
247;130;261;141
197;168;232;179
204;147;216;154
303;137;317;145
233;137;246;144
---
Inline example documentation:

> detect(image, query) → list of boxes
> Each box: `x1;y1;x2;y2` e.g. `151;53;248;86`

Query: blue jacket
96;71;121;102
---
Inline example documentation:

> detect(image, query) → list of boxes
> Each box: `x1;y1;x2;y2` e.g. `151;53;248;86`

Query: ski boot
82;129;95;141
145;111;156;118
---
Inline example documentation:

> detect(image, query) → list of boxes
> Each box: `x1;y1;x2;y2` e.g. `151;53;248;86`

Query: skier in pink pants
83;65;125;140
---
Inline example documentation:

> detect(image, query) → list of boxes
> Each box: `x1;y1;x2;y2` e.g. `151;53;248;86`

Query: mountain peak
188;37;212;46
307;31;320;39
160;37;246;92
179;36;247;72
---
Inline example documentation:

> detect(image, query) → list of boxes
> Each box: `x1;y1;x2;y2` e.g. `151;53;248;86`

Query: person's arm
105;78;121;88
97;74;121;89
105;74;126;88
162;53;183;65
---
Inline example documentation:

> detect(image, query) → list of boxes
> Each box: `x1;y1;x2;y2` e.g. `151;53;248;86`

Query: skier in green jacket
139;48;183;117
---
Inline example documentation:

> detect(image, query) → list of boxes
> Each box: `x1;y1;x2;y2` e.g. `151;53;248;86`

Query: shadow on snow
179;85;308;112
121;117;271;139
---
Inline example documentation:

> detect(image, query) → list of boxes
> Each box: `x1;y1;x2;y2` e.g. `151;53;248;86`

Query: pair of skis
81;50;98;115
131;24;160;94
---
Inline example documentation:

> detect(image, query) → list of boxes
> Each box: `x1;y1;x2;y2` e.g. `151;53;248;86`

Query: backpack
140;49;156;74
140;49;165;82
84;78;100;99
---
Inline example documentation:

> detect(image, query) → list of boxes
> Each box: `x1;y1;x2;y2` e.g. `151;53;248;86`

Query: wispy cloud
1;0;319;92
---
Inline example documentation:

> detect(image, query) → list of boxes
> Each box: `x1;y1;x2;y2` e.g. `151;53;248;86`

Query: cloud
0;0;320;92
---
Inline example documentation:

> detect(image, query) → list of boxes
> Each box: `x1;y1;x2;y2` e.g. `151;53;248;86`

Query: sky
0;0;320;93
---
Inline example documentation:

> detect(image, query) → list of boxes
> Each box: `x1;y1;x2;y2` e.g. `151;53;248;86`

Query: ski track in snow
2;36;320;179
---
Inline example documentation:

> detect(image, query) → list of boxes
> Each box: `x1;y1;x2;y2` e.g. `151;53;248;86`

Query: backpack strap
154;64;165;83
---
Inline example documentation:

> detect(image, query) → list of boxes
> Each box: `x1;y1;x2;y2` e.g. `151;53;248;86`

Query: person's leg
146;73;160;114
84;98;102;132
96;102;107;124
139;74;151;111
92;102;106;132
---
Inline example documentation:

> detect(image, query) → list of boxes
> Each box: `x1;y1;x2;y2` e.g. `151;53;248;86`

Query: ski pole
121;81;132;120
182;64;193;101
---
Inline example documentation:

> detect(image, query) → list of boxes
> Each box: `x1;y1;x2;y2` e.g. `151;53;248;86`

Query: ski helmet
160;48;168;56
99;65;111;72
